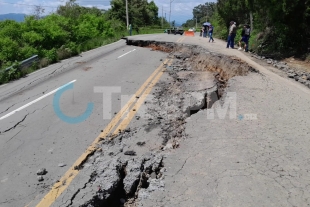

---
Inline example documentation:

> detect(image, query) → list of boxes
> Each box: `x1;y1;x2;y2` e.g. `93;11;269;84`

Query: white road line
0;80;77;121
30;39;124;76
118;49;136;59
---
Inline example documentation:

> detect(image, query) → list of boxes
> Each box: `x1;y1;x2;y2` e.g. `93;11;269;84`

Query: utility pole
195;17;197;29
169;0;174;28
126;0;129;29
162;6;163;28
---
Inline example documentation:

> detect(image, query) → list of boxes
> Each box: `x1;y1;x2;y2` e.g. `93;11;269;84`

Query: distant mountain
0;13;26;22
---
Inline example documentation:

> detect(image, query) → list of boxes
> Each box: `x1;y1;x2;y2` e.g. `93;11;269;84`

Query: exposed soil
283;57;310;73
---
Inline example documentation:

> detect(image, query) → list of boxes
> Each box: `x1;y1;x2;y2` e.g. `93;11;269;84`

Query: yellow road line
180;36;186;43
113;59;173;134
34;59;170;207
177;36;186;43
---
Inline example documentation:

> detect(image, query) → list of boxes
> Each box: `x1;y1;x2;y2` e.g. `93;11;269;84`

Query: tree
217;0;248;26
182;19;195;28
193;2;216;24
215;0;310;55
109;0;160;27
33;5;45;20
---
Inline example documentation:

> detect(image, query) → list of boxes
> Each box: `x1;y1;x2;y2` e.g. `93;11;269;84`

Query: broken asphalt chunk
36;168;47;175
37;176;44;182
124;150;136;156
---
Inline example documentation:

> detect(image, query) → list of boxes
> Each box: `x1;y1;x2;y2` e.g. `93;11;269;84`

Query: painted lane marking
113;59;172;134
30;40;125;76
34;59;170;207
0;80;77;121
117;49;136;59
177;36;186;43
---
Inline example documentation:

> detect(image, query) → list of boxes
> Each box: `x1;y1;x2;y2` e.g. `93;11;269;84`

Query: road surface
1;33;310;207
0;34;185;207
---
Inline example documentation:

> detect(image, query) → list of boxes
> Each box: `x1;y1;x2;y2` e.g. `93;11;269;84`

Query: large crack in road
52;40;257;207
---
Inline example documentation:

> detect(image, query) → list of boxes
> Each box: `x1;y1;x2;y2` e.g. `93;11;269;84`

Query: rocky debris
174;52;191;60
182;92;207;116
163;143;173;150
77;130;166;207
124;150;136;156
36;168;47;175
252;55;310;88
123;159;143;195
127;40;254;80
95;158;124;200
58;163;66;167
77;41;257;206
37;176;44;182
137;178;165;201
81;155;164;206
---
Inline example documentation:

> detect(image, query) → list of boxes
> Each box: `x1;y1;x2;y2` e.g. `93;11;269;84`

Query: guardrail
4;55;39;72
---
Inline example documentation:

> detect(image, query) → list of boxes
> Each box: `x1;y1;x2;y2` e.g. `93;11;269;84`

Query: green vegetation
184;0;310;58
0;0;167;84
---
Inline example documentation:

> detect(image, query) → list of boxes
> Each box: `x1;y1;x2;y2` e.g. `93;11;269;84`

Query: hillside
0;13;26;22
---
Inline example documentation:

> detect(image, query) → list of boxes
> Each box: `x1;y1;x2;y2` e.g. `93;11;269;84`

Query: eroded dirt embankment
70;40;258;207
127;39;257;85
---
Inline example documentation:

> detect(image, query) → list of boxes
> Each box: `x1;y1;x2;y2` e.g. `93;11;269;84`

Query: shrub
39;58;49;68
44;48;58;63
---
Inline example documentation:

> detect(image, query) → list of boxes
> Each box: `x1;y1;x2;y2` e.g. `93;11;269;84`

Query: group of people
226;21;251;52
200;24;214;43
200;21;251;52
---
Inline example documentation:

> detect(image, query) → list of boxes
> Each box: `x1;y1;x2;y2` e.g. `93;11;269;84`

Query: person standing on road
226;21;237;48
244;25;251;52
129;24;132;36
208;24;214;42
238;24;251;51
200;27;204;37
203;25;209;38
238;25;247;50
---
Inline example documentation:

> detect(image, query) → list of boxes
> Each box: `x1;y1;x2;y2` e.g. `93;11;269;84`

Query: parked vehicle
166;27;184;35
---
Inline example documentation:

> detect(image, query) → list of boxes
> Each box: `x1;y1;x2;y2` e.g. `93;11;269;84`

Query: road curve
0;34;182;207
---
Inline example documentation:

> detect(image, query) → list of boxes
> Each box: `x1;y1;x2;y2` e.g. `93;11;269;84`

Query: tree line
0;0;164;83
183;0;310;58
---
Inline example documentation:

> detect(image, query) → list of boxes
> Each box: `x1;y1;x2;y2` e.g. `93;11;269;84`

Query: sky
0;0;216;24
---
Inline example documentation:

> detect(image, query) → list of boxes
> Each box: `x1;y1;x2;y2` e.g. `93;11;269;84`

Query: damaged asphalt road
51;40;257;207
1;34;310;207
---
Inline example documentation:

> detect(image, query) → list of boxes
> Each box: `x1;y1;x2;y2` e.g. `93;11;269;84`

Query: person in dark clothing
208;24;214;42
226;21;237;48
203;25;209;38
238;24;251;51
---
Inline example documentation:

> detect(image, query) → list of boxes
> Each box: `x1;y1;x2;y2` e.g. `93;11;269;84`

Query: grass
0;27;167;85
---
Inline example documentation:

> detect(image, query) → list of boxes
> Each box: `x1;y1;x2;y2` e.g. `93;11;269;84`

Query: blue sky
0;0;216;24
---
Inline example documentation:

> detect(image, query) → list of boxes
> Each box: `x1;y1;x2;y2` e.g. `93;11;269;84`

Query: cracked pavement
135;36;310;207
1;33;310;207
0;38;169;207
